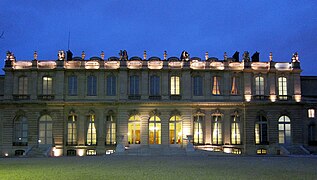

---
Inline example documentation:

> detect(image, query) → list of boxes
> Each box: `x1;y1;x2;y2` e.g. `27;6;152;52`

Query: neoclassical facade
0;50;316;156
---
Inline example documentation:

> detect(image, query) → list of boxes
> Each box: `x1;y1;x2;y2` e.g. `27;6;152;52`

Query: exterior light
270;95;277;102
38;139;41;143
77;149;85;157
294;95;301;102
4;153;9;157
245;95;252;102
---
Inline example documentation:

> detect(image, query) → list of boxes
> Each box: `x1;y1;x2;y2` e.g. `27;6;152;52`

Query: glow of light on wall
270;95;277;102
229;62;244;70
190;60;205;69
148;61;163;69
105;61;120;69
223;148;232;154
251;62;269;70
85;61;100;69
4;153;8;157
53;147;62;157
245;95;252;102
168;61;183;69
275;63;291;71
13;61;32;69
294;95;301;102
77;149;85;157
127;61;143;69
183;127;191;138
210;62;224;70
38;61;57;69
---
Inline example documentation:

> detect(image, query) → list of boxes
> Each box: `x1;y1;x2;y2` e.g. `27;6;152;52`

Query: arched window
39;115;52;145
105;114;116;145
18;76;28;95
42;76;53;95
255;115;268;144
193;115;203;144
170;76;180;95
86;114;97;145
68;75;77;96
149;116;161;144
67;114;77;145
255;76;264;95
231;114;241;145
278;77;287;100
87;75;97;96
212;115;222;145
13;116;28;146
169;116;182;144
107;75;116;96
193;76;203;96
149;75;160;96
128;115;141;144
278;116;291;144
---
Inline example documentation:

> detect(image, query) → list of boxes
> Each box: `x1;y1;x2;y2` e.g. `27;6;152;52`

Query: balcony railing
128;95;141;100
149;95;162;100
170;95;182;100
38;94;55;100
13;94;30;100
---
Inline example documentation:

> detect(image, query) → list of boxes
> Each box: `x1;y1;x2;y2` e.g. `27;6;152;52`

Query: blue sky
1;0;317;75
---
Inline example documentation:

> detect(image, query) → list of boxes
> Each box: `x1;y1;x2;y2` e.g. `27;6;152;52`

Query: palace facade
0;50;316;157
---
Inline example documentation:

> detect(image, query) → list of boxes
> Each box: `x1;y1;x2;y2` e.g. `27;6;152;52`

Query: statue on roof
251;51;260;62
119;50;128;60
180;51;189;61
58;50;65;60
292;52;299;62
33;51;38;60
232;51;239;62
243;51;250;62
81;51;85;60
164;51;167;60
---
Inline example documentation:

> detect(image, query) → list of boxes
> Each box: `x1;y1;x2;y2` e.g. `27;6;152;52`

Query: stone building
0;50;316;156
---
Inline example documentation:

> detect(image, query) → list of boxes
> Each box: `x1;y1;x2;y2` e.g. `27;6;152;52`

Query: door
39;115;53;145
278;116;291;144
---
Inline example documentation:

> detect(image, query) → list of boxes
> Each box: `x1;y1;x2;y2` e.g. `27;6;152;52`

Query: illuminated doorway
149;116;161;144
39;115;52;145
128;115;141;144
169;115;182;145
278;116;291;144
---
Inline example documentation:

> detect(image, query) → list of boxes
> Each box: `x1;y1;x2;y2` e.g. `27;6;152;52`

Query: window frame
170;75;180;95
42;76;53;95
68;75;78;96
106;74;117;96
87;75;97;96
193;76;203;96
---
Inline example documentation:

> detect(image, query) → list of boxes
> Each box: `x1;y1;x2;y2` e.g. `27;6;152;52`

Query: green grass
0;156;317;180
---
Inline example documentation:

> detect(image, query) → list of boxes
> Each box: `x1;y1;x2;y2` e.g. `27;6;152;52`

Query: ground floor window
231;115;241;145
255;115;268;145
193;115;203;144
169;115;182;144
257;148;267;155
212;115;222;145
128;115;141;144
278;116;291;144
149;116;161;144
86;149;96;156
105;115;116;145
308;124;317;145
87;114;97;146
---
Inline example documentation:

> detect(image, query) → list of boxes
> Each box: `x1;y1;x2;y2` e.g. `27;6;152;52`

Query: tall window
18;76;28;95
68;76;77;96
308;109;315;118
212;76;221;95
87;75;97;96
212;115;222;145
255;76;264;95
278;77;287;100
87;114;97;145
107;75;116;96
129;75;140;95
193;115;204;144
105;115;116;145
231;115;241;145
67;115;77;145
255;115;268;144
150;75;160;96
170;76;180;95
231;76;238;95
39;115;53;145
193;76;203;96
308;124;316;144
128;115;141;144
149;116;161;144
13;116;28;146
169;115;182;144
278;116;291;144
42;76;52;95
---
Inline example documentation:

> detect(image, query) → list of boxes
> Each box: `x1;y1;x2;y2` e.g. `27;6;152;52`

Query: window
255;76;264;95
170;76;180;95
42;76;52;95
18;76;28;95
193;115;204;144
212;115;222;145
169;116;182;144
87;75;97;96
128;115;141;144
87;114;97;145
149;116;161;144
67;115;77;145
231;115;241;145
193;76;203;96
68;76;77;96
13;116;28;146
257;148;267;155
129;75;140;95
39;115;53;145
308;124;316;145
278;77;287;100
107;75;116;96
308;109;315;118
212;76;221;95
150;75;160;96
86;149;96;156
255;115;268;144
278;116;291;144
105;115;116;145
231;76;238;95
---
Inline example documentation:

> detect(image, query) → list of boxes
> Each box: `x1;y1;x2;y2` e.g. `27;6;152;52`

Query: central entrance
149;116;161;144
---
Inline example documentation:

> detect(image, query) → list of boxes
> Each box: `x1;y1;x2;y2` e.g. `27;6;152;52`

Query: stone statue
232;51;239;62
143;50;147;60
58;50;65;60
101;51;105;60
243;51;250;62
119;50;123;60
205;52;209;60
251;51;260;62
81;51;85;60
293;52;299;62
269;52;273;62
33;51;38;60
224;52;227;61
180;51;189;61
164;51;167;60
122;50;128;60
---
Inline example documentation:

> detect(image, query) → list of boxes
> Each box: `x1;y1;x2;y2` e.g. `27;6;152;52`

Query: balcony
38;94;55;100
251;62;269;70
278;95;291;101
149;95;162;100
65;61;81;69
170;95;182;100
128;95;141;100
12;142;28;146
253;95;269;100
229;62;244;70
13;94;30;100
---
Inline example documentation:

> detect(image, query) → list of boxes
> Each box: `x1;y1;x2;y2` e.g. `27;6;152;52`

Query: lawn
0;155;316;180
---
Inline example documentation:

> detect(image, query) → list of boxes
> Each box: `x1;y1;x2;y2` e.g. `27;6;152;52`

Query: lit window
128;115;141;144
255;76;264;95
212;76;221;95
149;116;161;144
13;116;28;146
107;75;116;96
150;75;160;96
308;109;315;118
231;115;241;145
193;76;203;96
42;76;52;95
278;116;291;144
18;76;28;95
68;76;77;96
171;76;180;95
105;115;116;145
212;115;222;145
169;116;182;144
67;115;77;145
87;75;97;96
231;76;238;95
87;114;97;146
278;77;287;100
129;75;140;95
255;115;268;144
193;115;204;144
257;148;267;155
86;149;96;156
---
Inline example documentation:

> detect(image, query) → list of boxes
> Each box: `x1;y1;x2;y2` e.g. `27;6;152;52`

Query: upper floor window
212;76;221;95
107;75;116;96
170;76;180;95
42;76;52;95
255;76;264;95
308;109;315;118
278;77;287;100
18;76;28;95
150;75;160;96
87;75;97;96
193;76;203;96
231;76;238;95
129;75;140;95
68;76;77;96
255;115;268;145
13;116;28;146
